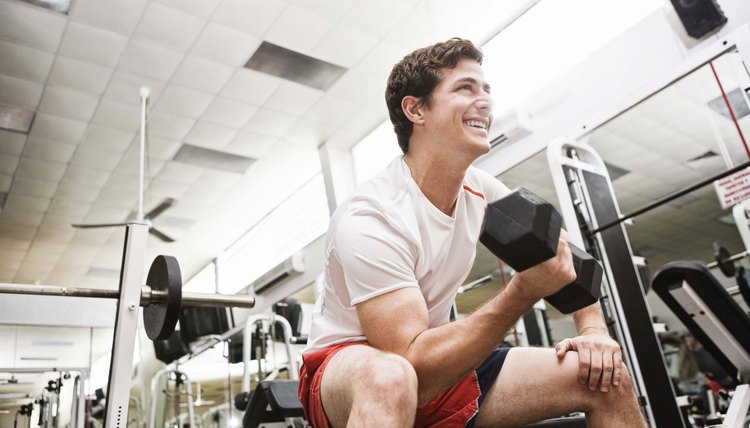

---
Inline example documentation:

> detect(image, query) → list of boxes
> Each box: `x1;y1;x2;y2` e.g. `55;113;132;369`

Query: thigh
319;344;401;427
474;347;593;427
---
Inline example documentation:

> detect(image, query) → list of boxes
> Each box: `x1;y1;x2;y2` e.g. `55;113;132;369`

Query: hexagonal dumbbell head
545;243;603;314
479;188;563;272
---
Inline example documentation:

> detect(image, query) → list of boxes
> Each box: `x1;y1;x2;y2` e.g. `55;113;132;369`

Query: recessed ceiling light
245;41;347;91
707;87;750;120
0;105;35;134
18;0;72;14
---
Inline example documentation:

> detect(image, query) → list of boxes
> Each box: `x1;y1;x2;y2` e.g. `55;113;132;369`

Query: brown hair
385;38;483;154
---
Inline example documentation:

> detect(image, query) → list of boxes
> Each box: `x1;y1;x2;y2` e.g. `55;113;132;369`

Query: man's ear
401;96;424;124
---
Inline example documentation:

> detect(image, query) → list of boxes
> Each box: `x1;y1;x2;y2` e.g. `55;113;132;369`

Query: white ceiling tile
155;0;221;18
82;205;128;225
244;107;299;138
148;111;196;140
0;1;66;52
47;57;113;95
56;181;100;204
326;67;386;104
202;97;258;128
147;178;190;199
103;71;166;106
104;172;140;192
339;0;411;39
135;3;206;52
147;137;182;160
213;0;287;36
0;153;19;175
116;153;166;178
71;146;124;171
291;0;354;21
154;85;214;118
324;127;365;149
342;102;387;134
220;69;283;105
0;40;55;83
157;162;203;184
284;119;336;147
4;194;50;213
307;95;359;127
59;22;129;68
0;173;11;192
15;158;67;182
0;237;32;251
313;24;378;68
30;114;88;144
265;6;336;53
353;41;404;83
225;131;278;159
119;39;184;82
71;0;148;35
11;176;59;199
81;125;136;153
91;100;141;131
172;56;235;94
265;81;324;116
192;169;240;191
0;209;43;227
0;130;27;155
23;138;77;163
97;190;138;210
38;86;100;122
184;121;238;150
0;74;43;109
34;228;75;244
190;23;261;67
64;166;111;188
0;222;36;240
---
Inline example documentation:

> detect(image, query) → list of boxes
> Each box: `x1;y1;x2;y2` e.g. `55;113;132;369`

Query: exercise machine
652;261;750;427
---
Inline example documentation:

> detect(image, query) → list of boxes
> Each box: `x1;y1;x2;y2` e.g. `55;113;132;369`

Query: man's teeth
464;120;486;129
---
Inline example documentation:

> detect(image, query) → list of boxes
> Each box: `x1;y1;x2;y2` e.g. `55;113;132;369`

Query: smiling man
298;38;647;428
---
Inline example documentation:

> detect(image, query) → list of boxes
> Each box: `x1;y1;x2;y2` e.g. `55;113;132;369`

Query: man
298;38;647;427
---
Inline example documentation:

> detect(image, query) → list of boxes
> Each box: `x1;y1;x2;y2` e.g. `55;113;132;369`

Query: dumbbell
479;187;603;313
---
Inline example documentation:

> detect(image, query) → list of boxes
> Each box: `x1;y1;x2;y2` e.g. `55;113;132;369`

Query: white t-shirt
305;156;510;352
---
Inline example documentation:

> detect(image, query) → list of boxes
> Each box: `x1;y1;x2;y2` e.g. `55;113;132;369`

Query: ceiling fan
72;87;176;242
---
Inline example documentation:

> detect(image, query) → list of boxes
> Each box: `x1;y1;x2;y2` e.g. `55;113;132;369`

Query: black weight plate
144;255;182;340
715;246;736;277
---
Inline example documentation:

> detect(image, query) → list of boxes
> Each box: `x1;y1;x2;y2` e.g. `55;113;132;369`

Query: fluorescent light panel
18;0;71;14
245;42;347;91
0;105;35;134
173;144;255;174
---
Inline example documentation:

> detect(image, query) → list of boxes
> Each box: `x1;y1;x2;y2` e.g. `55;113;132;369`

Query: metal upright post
104;223;149;428
547;137;685;428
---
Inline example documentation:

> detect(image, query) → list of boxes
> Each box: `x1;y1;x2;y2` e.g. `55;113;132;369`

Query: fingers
577;346;591;386
599;351;614;392
588;350;603;391
612;350;623;387
555;338;572;358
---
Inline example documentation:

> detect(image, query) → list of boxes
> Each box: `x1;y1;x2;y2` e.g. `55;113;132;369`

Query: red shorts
298;342;509;428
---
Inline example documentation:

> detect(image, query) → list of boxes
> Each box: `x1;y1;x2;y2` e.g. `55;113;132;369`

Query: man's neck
404;151;470;217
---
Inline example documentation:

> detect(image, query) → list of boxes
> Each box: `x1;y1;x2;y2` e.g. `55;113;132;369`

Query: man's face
421;58;494;156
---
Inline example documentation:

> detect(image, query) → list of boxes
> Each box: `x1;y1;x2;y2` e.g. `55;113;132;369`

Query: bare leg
475;347;647;428
320;344;418;428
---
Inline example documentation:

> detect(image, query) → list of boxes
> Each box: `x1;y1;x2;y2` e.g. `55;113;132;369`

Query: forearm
573;302;608;335
405;279;534;404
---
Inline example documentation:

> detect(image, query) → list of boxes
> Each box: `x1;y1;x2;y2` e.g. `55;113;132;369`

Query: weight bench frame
652;261;750;427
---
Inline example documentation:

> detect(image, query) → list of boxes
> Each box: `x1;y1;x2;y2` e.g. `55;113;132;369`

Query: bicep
355;286;429;356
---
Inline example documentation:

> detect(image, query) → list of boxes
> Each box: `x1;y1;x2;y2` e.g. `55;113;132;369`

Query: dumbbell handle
0;283;256;308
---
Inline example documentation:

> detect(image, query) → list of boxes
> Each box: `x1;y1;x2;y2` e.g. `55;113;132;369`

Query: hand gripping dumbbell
479;188;603;313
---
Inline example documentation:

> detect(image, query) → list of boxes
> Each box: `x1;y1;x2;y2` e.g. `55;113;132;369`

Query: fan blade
144;198;175;220
72;222;129;229
149;228;175;243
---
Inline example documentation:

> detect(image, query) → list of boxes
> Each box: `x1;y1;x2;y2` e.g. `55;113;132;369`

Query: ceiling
2;0;750;421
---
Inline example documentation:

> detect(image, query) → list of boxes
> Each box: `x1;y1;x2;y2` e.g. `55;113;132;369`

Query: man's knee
359;353;418;401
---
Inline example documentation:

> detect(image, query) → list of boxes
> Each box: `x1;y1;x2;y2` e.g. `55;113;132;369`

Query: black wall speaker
670;0;728;39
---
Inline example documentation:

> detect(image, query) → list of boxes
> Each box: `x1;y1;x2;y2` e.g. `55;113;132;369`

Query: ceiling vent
488;108;533;149
173;144;255;174
707;87;750;120
245;42;347;91
686;150;718;163
0;105;35;134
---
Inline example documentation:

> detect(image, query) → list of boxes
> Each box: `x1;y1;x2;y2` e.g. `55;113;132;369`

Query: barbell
0;255;255;340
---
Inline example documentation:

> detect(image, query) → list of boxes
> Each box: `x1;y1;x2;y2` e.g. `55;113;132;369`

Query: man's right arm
355;236;577;405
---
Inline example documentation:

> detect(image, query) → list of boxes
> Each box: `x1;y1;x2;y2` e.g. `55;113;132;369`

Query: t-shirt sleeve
332;208;419;306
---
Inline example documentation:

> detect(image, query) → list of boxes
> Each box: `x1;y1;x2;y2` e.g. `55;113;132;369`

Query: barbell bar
0;255;255;341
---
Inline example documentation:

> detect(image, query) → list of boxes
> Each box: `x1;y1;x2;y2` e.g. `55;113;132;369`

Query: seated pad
243;380;304;428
